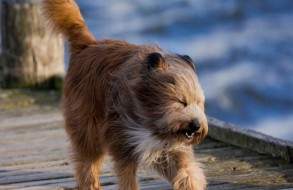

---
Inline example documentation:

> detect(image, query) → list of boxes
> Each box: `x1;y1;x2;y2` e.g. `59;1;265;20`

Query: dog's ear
177;54;195;70
146;53;169;72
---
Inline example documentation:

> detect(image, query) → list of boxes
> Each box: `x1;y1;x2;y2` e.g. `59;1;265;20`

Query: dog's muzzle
180;119;201;139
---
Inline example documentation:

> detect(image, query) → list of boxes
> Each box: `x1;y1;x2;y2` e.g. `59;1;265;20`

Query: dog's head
134;52;208;145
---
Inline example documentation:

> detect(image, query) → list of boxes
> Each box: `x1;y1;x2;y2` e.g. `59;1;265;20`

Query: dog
42;0;208;189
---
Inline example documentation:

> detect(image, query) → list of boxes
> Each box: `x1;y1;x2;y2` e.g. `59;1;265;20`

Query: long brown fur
42;0;95;49
42;1;208;189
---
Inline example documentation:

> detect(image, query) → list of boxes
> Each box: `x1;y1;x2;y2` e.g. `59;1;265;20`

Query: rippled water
74;0;293;141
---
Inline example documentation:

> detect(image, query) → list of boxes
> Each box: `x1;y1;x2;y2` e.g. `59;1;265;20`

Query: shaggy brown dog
42;0;208;189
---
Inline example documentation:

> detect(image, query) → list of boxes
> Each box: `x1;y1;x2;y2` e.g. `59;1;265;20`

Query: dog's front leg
153;147;206;190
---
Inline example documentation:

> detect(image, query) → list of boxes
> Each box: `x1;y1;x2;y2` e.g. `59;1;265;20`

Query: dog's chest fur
126;127;182;166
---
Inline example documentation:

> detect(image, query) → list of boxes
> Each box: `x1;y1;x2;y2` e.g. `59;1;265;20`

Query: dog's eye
179;100;188;107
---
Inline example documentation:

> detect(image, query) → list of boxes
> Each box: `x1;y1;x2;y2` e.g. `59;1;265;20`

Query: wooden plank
0;128;64;143
0;136;67;154
0;166;72;179
208;117;293;163
0;113;62;130
0;172;73;185
0;160;69;172
0;152;67;167
0;177;75;189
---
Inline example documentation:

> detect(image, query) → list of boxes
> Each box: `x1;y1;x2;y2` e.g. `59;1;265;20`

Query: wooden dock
0;90;293;190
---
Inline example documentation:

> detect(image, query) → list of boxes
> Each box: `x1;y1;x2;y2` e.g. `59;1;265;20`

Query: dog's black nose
188;120;201;132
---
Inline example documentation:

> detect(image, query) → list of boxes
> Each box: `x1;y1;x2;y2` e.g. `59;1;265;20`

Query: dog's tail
42;0;95;49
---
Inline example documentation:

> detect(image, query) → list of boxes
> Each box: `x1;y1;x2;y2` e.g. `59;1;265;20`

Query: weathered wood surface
0;90;293;189
1;0;64;88
208;117;293;163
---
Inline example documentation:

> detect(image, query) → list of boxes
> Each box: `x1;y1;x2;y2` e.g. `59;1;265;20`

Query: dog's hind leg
65;118;105;190
72;147;105;190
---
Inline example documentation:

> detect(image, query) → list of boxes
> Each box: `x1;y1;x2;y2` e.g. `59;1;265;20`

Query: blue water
74;0;293;141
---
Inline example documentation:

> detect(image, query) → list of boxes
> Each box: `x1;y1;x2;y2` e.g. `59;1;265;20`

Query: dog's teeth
185;132;192;139
185;131;195;139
